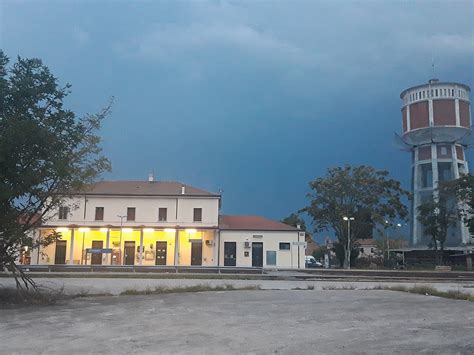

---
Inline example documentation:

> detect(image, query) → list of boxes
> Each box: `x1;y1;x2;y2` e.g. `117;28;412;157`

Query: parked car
305;255;323;268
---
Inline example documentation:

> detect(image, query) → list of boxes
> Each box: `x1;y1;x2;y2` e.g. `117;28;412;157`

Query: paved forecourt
0;290;473;353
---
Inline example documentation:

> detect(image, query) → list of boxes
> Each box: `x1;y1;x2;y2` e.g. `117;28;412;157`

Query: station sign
86;248;113;254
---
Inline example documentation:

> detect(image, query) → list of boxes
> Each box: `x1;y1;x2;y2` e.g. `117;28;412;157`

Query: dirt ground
1;289;473;354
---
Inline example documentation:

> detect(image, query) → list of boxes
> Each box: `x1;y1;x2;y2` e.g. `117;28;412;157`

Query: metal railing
16;264;265;274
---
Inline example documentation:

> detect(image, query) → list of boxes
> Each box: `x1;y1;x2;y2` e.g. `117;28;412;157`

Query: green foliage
312;245;327;261
301;165;409;268
447;173;474;234
416;185;458;265
281;212;314;244
281;213;306;230
332;241;359;267
0;51;111;289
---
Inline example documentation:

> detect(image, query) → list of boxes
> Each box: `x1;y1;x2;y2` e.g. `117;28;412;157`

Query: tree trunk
344;245;351;269
439;244;444;266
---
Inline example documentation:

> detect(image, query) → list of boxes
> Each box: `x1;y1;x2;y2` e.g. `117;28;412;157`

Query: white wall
219;230;306;269
44;195;220;228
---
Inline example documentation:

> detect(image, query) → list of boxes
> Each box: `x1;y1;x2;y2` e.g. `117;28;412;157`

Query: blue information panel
86;248;112;254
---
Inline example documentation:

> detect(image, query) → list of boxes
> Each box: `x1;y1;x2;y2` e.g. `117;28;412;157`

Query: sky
1;0;473;241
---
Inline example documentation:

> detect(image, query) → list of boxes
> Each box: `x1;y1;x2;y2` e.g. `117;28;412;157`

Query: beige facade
27;180;305;269
219;231;305;269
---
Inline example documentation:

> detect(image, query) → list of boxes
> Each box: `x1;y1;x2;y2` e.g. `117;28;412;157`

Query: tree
0;51;111;295
417;181;465;265
312;245;327;261
301;165;409;269
449;173;474;234
281;213;306;230
374;235;406;266
332;241;359;267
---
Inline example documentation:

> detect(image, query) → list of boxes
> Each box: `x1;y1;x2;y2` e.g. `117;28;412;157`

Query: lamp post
117;215;126;265
385;221;402;263
343;216;355;269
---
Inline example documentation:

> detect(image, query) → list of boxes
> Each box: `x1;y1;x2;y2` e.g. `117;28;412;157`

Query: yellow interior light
99;228;109;233
56;227;69;232
185;229;197;234
143;228;154;233
122;228;133;233
164;228;176;233
78;227;90;232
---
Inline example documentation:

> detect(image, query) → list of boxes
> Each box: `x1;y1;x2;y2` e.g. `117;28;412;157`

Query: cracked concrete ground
1;290;473;354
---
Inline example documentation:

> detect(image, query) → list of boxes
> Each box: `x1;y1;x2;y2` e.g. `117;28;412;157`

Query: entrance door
252;242;263;267
224;242;236;266
91;240;103;265
155;241;167;265
191;242;202;266
54;240;67;265
124;241;135;265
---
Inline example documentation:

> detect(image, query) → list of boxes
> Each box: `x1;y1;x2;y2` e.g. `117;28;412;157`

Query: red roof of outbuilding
219;215;300;231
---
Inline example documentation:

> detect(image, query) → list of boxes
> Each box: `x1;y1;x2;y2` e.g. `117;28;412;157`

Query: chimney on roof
148;172;154;182
181;185;185;195
296;224;301;230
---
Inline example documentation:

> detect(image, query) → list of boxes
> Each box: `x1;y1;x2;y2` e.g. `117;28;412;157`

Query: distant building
399;79;473;246
357;239;378;258
305;235;318;256
25;178;306;269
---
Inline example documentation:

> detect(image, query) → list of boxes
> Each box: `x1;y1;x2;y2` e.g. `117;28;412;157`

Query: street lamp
343;216;355;269
384;221;403;262
117;215;126;265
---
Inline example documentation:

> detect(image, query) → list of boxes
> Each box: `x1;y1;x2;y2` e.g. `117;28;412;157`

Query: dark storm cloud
1;0;472;240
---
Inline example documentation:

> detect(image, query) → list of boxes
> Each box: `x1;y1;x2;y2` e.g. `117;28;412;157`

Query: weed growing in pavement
119;284;260;296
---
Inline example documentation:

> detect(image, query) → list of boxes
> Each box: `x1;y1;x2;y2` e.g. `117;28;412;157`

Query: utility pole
343;216;355;269
117;215;126;265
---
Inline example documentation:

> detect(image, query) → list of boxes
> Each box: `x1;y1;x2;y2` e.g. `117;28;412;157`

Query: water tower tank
399;80;472;245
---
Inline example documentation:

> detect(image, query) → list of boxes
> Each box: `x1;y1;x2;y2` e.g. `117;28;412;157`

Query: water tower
398;79;473;246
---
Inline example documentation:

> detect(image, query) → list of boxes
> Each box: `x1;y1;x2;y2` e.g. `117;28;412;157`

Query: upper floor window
158;208;167;222
193;208;202;222
95;207;104;221
127;207;136;221
279;242;290;250
58;206;69;220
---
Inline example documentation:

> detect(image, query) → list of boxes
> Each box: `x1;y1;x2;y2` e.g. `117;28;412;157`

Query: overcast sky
1;0;473;239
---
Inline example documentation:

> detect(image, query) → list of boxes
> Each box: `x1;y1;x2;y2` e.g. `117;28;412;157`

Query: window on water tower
438;163;453;181
420;164;433;188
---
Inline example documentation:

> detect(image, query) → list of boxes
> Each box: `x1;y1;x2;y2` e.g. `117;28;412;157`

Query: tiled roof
70;181;219;197
219;215;300;231
357;238;377;246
